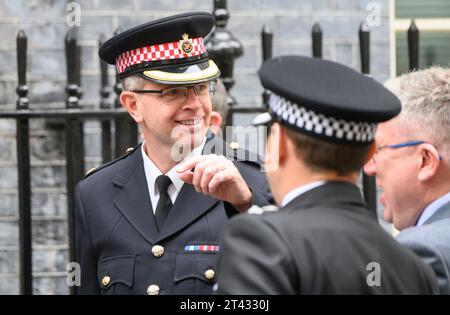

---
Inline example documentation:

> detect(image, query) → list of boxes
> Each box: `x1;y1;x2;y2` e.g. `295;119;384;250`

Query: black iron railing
3;28;133;295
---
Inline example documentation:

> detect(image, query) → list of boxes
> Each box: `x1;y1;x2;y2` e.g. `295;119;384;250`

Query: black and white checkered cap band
268;92;377;143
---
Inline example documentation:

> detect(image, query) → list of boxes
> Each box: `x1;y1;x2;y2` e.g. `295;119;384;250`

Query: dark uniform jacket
75;135;272;295
217;181;439;294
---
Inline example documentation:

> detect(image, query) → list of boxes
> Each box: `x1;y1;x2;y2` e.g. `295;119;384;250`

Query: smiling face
124;79;212;157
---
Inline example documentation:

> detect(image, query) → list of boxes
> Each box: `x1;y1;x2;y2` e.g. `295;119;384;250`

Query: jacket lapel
110;135;229;244
155;133;221;242
112;146;158;245
155;184;219;242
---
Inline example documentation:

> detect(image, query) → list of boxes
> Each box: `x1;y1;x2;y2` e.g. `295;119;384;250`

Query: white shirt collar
416;191;450;226
141;137;207;212
281;181;326;207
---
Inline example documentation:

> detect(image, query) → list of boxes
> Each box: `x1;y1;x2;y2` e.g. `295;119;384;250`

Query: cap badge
179;33;194;55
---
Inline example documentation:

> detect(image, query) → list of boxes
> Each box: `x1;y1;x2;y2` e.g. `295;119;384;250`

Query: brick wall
0;0;391;294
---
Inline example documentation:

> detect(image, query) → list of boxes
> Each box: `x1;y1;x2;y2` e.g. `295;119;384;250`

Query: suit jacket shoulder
82;144;140;181
218;212;298;294
397;204;450;295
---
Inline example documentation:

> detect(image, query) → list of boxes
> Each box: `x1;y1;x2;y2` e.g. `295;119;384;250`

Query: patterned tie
155;175;173;230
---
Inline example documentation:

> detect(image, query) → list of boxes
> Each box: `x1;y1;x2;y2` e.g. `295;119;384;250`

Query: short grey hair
211;79;229;129
121;75;146;91
384;66;450;159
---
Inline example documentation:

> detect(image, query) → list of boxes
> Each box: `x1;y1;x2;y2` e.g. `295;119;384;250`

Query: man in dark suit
217;56;438;294
75;12;271;295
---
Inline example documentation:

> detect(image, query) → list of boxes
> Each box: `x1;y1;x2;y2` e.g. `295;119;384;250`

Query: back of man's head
385;67;450;162
284;128;372;176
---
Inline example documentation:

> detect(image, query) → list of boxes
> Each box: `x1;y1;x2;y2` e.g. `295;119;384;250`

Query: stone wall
0;0;391;294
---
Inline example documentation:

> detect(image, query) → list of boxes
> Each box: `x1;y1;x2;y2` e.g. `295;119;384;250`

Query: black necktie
155;175;173;230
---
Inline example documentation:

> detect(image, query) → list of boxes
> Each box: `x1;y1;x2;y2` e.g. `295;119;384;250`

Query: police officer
217;56;439;294
75;12;271;295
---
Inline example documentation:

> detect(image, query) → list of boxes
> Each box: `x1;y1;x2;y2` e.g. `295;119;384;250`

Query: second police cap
99;12;220;84
257;55;401;145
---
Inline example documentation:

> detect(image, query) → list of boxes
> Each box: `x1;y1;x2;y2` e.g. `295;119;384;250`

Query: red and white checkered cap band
115;37;206;74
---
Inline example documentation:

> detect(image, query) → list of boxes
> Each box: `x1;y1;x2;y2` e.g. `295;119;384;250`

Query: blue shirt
416;191;450;226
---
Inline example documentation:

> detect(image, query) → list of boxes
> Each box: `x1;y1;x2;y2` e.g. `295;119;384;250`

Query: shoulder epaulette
204;134;263;169
226;141;263;169
82;144;141;179
247;205;279;215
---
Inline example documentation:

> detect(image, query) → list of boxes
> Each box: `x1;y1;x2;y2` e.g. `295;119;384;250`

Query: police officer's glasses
130;80;216;105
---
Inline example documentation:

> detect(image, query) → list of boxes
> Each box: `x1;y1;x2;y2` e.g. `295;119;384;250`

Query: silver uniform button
204;269;215;281
101;276;111;287
147;284;160;295
151;245;165;258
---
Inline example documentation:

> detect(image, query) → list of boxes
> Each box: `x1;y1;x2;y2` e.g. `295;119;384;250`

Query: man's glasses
374;140;443;161
130;80;216;106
